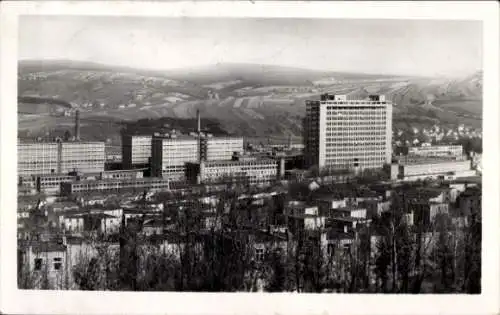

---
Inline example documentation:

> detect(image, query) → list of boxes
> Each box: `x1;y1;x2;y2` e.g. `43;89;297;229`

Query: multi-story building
151;133;199;180
59;142;105;174
18;142;59;177
99;169;145;181
121;134;152;168
36;174;76;195
60;177;172;196
408;145;463;157
392;157;474;181
304;94;392;171
185;157;281;185
200;136;244;161
18;140;105;178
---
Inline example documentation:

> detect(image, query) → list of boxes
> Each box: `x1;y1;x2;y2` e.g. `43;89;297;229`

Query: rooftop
330;216;370;223
30;241;67;253
332;207;366;212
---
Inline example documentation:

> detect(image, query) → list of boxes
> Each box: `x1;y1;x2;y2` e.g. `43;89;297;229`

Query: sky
18;16;482;77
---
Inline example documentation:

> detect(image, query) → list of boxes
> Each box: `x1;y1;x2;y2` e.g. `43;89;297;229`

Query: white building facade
121;134;152;168
201;136;244;161
304;94;392;171
151;133;199;179
60;142;105;174
18;142;59;176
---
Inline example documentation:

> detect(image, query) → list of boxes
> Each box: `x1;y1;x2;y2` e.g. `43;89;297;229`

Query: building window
53;257;62;270
34;258;43;270
255;248;265;262
327;244;336;257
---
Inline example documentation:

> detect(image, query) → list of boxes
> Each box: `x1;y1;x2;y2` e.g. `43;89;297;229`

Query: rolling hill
17;60;482;145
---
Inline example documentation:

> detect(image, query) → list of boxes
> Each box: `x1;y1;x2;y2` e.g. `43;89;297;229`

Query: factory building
304;94;392;172
18;140;105;178
60;177;171;196
121;134;152;169
18;142;59;177
408;145;464;157
390;156;475;181
150;133;200;180
185;153;284;185
200;136;244;161
59;142;105;174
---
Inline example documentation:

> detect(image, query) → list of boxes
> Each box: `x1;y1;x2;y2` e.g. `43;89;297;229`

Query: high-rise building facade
200;136;244;161
121;134;152;168
304;94;392;171
151;133;199;180
18;142;59;177
60;142;106;174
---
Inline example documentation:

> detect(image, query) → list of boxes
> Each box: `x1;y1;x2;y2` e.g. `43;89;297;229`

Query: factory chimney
75;109;81;141
196;109;201;134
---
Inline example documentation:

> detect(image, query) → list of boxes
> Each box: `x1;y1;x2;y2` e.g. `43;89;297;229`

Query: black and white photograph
1;1;499;314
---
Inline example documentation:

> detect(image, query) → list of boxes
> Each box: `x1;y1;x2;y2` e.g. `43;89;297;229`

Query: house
408;201;449;227
326;230;356;258
328;216;371;233
148;232;204;261
58;209;121;235
456;187;481;220
250;230;289;263
50;201;79;213
142;218;166;236
60;214;85;234
18;241;67;290
360;199;391;218
314;196;347;216
328;206;367;219
284;205;326;235
284;200;318;216
201;212;222;231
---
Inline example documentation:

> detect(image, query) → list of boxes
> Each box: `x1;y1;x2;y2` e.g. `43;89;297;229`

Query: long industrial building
390;156;476;181
304;94;392;171
408;145;463;157
185;155;283;184
18;141;59;177
60;177;171;196
18;140;105;177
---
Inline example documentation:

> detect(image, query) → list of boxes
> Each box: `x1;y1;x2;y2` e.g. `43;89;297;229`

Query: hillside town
17;94;482;293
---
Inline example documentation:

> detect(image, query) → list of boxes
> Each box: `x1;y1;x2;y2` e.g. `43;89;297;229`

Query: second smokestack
75;109;80;141
196;109;201;134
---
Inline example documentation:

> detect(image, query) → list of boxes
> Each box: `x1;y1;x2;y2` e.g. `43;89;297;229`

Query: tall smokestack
196;109;201;134
75;109;80;141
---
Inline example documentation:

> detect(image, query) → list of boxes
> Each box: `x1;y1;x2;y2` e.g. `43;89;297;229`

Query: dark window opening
34;258;43;270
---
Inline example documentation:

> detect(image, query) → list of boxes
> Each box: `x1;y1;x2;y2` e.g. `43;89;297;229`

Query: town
17;93;482;293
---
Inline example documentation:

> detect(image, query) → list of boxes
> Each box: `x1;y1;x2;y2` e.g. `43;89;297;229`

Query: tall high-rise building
150;133;200;180
122;134;152;168
304;94;392;171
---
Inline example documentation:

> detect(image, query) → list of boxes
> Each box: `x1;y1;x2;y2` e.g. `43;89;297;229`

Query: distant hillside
18;60;482;143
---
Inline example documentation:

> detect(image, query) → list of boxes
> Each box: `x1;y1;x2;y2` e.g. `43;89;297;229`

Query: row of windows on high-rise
326;132;386;137
325;141;386;147
325;151;386;156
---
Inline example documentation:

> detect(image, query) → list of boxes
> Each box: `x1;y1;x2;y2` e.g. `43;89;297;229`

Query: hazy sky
19;16;482;77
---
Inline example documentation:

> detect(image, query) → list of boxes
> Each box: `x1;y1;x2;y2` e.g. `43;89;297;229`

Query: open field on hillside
17;61;483;143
